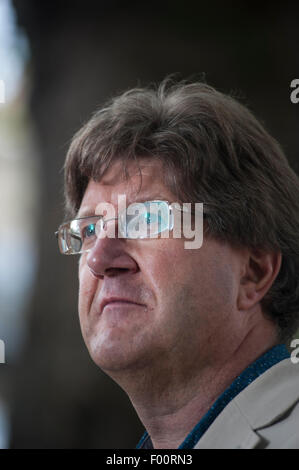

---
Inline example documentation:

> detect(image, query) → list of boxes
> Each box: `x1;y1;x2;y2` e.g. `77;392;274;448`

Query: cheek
78;260;98;316
141;241;191;305
145;240;236;317
142;243;181;286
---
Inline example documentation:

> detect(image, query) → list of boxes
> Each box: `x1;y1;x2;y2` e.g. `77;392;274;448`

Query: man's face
78;159;242;377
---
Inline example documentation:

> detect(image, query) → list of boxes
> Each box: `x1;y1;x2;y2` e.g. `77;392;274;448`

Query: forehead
78;159;175;215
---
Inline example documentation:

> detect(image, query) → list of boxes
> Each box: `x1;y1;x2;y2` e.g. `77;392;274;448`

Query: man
56;79;299;449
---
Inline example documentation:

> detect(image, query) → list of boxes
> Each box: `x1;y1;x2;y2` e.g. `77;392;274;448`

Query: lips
100;296;146;313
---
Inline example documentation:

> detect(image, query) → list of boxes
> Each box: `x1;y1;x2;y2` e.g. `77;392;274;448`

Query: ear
237;249;282;311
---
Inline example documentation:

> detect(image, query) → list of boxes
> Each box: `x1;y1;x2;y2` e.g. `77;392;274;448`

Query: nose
86;235;139;279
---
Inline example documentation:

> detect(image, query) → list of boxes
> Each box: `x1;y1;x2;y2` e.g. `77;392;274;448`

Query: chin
82;315;158;373
87;333;142;373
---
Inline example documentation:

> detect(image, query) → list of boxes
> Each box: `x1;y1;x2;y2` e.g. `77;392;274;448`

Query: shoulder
256;400;299;449
235;358;299;449
195;358;299;449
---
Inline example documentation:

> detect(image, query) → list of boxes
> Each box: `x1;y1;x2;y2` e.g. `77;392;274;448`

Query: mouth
100;297;146;314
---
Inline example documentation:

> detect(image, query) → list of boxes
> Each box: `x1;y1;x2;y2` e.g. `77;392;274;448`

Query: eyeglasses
55;200;204;255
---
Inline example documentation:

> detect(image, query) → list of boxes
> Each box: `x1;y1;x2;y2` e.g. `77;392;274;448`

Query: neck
107;317;278;449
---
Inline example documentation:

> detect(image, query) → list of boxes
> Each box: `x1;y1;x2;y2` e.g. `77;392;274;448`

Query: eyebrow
76;207;96;219
76;195;170;219
131;194;169;204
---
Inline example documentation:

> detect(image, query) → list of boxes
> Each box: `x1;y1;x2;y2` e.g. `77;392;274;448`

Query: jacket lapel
194;400;262;449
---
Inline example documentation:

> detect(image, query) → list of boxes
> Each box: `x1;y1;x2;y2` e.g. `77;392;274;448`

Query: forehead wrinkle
98;159;149;187
78;160;173;217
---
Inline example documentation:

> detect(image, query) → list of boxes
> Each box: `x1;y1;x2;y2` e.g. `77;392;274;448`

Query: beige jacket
194;358;299;449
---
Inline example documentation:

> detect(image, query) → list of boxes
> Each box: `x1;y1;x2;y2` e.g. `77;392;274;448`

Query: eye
82;223;96;239
143;212;161;225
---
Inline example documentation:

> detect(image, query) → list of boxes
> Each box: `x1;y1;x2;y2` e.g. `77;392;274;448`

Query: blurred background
0;0;298;449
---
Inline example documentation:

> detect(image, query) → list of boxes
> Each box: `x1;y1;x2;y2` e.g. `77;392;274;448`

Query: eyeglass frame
55;200;205;255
